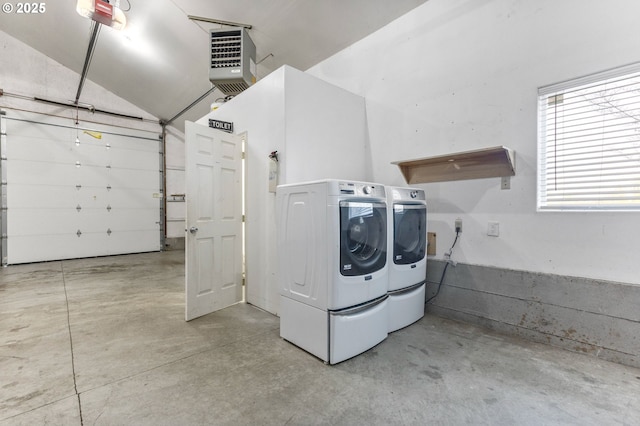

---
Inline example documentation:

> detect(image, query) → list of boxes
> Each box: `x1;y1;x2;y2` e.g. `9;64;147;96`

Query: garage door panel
7;233;111;264
106;135;159;152
6;209;69;236
79;166;118;187
8;184;78;209
2;112;161;264
8;209;113;236
7;119;73;142
6;161;117;188
7;160;76;186
74;145;112;167
107;189;160;209
109;149;159;170
8;134;75;163
78;210;114;232
8;185;123;210
5;231;160;264
7;209;160;237
106;209;160;230
108;230;161;254
76;188;112;206
106;168;159;189
7;184;112;209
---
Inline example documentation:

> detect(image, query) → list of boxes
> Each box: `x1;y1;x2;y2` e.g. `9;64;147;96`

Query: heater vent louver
209;28;256;96
216;82;252;95
210;33;242;69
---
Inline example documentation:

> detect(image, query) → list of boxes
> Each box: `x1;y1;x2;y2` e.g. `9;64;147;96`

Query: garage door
0;110;162;265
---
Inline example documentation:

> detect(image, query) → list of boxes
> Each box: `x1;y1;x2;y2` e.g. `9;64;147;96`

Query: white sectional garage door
1;110;161;264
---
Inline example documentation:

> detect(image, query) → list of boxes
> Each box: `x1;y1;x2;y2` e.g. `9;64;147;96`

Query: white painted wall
164;126;186;239
196;65;367;314
0;31;158;133
307;0;640;285
0;30;186;240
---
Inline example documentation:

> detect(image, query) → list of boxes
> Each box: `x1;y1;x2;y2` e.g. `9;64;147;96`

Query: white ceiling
0;0;427;131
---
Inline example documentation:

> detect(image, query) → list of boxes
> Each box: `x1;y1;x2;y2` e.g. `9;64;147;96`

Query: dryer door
393;203;426;265
339;200;387;276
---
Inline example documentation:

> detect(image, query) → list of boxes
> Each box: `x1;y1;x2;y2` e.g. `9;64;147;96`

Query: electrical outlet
487;221;499;237
455;218;462;233
501;176;511;190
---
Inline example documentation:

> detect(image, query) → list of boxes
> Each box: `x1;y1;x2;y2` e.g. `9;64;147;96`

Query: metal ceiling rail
75;21;102;105
187;15;252;29
162;85;217;127
0;89;153;123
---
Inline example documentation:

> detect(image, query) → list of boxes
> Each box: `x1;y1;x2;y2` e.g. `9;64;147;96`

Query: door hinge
241;151;245;160
242;214;245;222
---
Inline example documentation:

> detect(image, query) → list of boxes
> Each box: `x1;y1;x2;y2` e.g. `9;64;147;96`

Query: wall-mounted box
427;232;436;256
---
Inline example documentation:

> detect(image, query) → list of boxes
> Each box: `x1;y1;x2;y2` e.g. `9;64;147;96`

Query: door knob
189;226;198;234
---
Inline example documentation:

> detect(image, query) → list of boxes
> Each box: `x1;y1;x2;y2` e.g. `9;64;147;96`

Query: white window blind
538;64;640;211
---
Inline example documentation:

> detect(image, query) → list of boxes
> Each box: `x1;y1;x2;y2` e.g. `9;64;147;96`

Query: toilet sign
208;119;234;133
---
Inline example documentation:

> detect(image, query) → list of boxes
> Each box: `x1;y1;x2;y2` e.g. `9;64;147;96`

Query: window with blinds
538;64;640;211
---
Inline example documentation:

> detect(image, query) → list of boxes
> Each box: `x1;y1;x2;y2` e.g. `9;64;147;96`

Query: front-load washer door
393;203;426;265
340;200;387;276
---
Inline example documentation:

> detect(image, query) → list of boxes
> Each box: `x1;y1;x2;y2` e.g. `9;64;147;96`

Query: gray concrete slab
427;260;640;368
0;261;75;419
1;251;640;425
0;396;80;426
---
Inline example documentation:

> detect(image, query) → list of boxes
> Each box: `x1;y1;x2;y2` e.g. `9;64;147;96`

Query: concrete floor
1;251;639;425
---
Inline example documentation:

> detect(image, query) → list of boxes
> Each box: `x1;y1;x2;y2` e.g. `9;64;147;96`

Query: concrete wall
306;0;640;366
0;30;186;241
196;65;367;315
426;261;640;367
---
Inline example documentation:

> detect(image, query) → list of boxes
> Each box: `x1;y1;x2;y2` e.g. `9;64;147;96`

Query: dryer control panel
338;182;386;198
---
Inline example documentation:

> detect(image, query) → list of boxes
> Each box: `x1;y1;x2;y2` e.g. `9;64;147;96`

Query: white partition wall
1;110;161;264
196;65;368;315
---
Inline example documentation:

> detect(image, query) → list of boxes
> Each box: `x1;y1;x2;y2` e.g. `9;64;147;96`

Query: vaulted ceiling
0;0;427;131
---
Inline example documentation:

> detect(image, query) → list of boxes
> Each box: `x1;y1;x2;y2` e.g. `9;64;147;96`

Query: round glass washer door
339;200;387;276
393;203;426;265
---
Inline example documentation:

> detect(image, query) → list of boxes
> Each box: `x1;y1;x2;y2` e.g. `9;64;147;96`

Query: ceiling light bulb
76;0;93;18
111;6;126;30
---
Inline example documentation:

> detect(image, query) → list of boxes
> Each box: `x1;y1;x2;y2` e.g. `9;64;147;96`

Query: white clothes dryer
277;179;389;364
386;186;427;333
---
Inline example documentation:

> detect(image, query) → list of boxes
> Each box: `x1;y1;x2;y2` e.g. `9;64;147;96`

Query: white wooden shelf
392;146;515;184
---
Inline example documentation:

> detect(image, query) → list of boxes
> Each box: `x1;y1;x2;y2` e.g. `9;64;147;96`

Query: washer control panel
390;187;426;201
338;182;385;198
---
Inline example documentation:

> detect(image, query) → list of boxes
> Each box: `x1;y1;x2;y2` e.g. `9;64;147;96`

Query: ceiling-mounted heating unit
209;28;256;96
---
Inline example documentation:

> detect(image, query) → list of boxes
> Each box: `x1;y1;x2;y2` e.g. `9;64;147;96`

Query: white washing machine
386;186;427;332
276;179;389;364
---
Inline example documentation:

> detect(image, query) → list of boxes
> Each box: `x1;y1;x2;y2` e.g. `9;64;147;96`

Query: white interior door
185;121;243;321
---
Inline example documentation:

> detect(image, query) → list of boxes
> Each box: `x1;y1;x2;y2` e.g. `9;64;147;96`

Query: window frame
537;62;640;212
